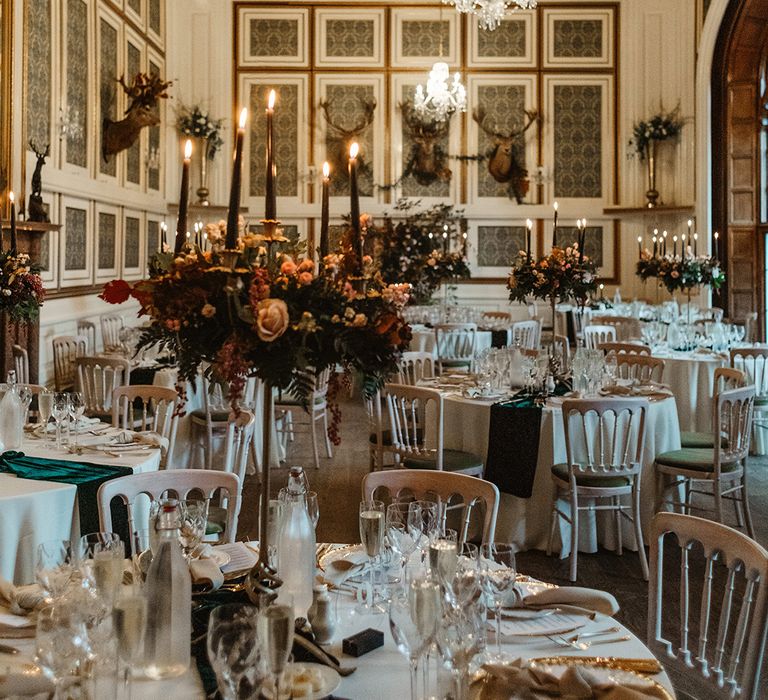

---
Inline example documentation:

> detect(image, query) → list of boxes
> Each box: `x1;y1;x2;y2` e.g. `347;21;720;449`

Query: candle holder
220;249;240;270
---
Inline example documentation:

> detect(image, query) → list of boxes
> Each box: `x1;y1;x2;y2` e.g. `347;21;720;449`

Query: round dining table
0;428;161;585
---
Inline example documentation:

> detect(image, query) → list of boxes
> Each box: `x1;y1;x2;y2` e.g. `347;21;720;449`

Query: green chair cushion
404;449;483;472
205;505;228;536
754;396;768;407
655;448;741;473
551;463;631;488
439;359;472;367
680;431;715;449
190;409;230;423
369;429;424;446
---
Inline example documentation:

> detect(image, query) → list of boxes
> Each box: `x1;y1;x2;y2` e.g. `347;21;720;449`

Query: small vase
196;136;210;206
645;141;659;208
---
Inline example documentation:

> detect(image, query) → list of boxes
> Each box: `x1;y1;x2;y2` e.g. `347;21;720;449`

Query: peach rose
256;298;289;342
201;303;216;318
298;271;313;285
297;259;315;273
280;259;297;275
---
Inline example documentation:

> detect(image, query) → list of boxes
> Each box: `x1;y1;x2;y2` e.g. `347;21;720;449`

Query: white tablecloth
439;393;681;556
410;328;494;357
0;431;161;584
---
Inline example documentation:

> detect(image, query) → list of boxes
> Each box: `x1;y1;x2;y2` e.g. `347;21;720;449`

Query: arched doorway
711;0;768;337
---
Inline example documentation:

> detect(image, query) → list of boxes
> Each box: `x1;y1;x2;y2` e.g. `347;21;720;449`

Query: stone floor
237;394;768;699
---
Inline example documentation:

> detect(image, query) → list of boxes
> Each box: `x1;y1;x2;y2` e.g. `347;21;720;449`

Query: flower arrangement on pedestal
377;201;470;304
176;104;224;159
0;251;45;321
637;249;724;295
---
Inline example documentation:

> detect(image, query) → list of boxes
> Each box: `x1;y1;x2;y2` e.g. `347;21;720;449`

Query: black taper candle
9;192;17;253
349;143;362;273
226;109;248;250
320;162;330;259
265;91;276;221
174;141;192;254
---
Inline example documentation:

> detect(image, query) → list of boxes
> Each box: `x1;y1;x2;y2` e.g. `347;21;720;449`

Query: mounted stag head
102;72;171;161
399;102;453;186
473;108;538;203
319;96;376;187
27;140;50;223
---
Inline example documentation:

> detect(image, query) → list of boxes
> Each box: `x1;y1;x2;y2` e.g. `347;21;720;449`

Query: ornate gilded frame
0;0;14;196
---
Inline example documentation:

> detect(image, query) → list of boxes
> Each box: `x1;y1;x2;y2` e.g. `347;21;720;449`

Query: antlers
319;96;377;139
400;102;452;140
117;72;172;111
473;108;538;141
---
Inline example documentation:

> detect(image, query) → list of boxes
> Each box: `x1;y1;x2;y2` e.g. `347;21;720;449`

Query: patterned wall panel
553;84;602;199
399;85;450;199
322;84;376;197
26;0;51;152
125;41;142;185
66;0;88;168
124;217;140;268
99;18;118;177
555;225;604;266
98;212;117;269
476;84;527;198
326;20;374;58
147;220;160;261
328;224;346;255
477;226;526;267
127;0;141;15
553;20;603;58
147;58;162;190
64;206;87;270
249;84;299;198
401;21;449;57
477;20;526;59
149;0;162;36
251;19;297;57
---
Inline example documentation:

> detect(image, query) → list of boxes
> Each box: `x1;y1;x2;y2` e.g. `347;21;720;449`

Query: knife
0;642;19;654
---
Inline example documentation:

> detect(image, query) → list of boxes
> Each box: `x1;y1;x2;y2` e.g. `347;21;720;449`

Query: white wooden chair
96;469;241;544
730;347;768;446
553;334;571;372
220;410;256;485
76;320;98;353
362;469;499;545
112;384;179;468
12;345;29;384
397;351;436;385
546;398;650;582
655;385;756;538
100;313;125;352
681;367;747;448
52;335;88;390
615;355;665;384
276;368;333;469
364;390;395;472
648;512;768;700
591;315;642;341
434;323;477;373
598;342;651;356
744;312;758;343
482;311;511;323
583;324;617;350
190;376;234;471
511;320;541;350
76;356;131;421
384;383;484;477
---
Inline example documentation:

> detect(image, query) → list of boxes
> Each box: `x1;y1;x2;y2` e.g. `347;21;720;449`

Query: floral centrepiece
637;250;725;294
628;106;683;159
0;251;45;321
507;245;597;305
176;104;224;160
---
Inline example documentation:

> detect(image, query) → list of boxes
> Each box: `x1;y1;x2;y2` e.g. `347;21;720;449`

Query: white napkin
0;577;45;615
523;586;620;617
319;549;369;587
188;544;224;590
115;430;169;454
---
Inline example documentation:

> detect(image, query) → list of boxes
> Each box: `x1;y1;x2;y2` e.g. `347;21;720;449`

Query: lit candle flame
637;236;642;243
714;231;719;240
553;201;559;212
526;218;533;230
693;233;698;240
350;142;359;159
267;90;276;110
8;191;14;203
238;108;248;130
322;161;330;178
184;139;192;160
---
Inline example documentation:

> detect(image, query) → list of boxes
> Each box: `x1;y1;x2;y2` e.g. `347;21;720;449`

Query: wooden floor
236;394;768;699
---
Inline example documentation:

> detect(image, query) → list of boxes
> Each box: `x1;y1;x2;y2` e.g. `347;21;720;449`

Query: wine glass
35;604;89;700
604;354;618;386
435;606;482;700
78;532;124;605
479;543;518;661
259;596;294;700
386;502;422;574
207;603;261;700
35;540;75;603
413;500;438;564
306;491;319;530
113;588;147;700
388;577;440;700
18;386;33;425
442;543;480;609
68;391;85;448
359;500;385;611
52;392;70;451
178;499;209;560
38;389;54;444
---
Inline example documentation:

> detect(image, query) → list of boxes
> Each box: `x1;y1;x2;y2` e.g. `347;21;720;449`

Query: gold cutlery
529;655;662;675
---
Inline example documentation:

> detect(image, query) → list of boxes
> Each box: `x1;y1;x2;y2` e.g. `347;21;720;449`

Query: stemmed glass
428;528;458;585
78;532;125;605
389;577;440;700
18;386;33;425
259;596;294;700
479;543;518;661
35;540;75;603
441;543;480;609
413;500;438;565
435;606;482;700
35;604;89;700
207;603;261;700
386;502;422;575
37;389;54;445
178;499;209;560
68;392;85;448
52;392;70;451
359;500;385;612
113;585;147;700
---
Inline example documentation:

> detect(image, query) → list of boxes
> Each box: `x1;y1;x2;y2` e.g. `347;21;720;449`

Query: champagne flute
38;389;54;445
359;500;385;612
113;589;147;700
428;528;458;585
479;543;518;661
52;392;69;451
207;604;261;700
78;532;124;605
306;491;319;530
259;596;294;700
68;391;85;448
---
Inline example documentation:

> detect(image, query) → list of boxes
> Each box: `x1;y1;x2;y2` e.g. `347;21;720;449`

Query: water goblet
68;391;85;447
435;605;482;699
35;540;75;603
479;543;518;661
207;603;261;700
179;499;209;560
442;543;480;609
386;502;423;575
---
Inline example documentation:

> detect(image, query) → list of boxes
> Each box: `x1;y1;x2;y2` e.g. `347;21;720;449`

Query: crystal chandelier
443;0;537;32
414;62;467;122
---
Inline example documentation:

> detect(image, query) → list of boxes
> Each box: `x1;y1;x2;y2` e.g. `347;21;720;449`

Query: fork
547;633;631;650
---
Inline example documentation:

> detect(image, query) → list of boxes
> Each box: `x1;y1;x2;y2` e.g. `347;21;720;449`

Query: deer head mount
102;72;171;162
399;102;453;187
473;108;538;203
27;140;50;223
319;96;376;187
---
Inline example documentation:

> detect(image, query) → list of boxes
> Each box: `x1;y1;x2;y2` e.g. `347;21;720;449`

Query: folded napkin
114;430;169;454
319;549;369;587
0;577;45;615
523;587;620;617
189;545;224;591
471;659;669;699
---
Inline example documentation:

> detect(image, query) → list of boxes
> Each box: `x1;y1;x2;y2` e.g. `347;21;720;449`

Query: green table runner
0;451;132;537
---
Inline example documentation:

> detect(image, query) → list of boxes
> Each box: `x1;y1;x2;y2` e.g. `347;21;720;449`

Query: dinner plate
208;548;231;568
499;611;587;638
0;660;53;697
262;662;340;700
318;543;364;571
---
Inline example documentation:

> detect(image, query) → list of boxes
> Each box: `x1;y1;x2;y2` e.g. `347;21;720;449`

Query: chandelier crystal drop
443;0;537;31
413;62;467;123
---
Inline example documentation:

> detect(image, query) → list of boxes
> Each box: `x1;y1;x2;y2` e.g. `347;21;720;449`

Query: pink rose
280;259;297;275
297;259;314;273
298;271;313;285
256;298;289;342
